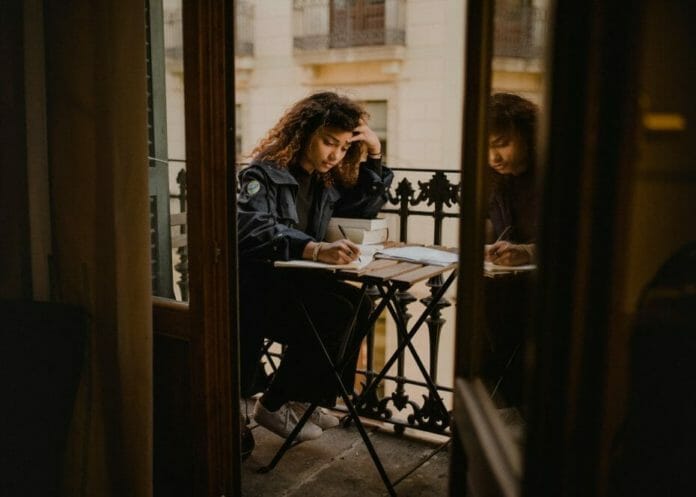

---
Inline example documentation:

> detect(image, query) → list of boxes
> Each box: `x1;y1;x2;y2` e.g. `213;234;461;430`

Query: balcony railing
293;0;406;51
349;167;460;435
494;3;547;59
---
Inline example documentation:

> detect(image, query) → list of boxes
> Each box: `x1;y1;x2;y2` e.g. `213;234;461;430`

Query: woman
482;93;539;407
237;91;393;442
484;92;539;266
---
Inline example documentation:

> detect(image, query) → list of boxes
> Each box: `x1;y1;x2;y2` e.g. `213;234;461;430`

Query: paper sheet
484;261;537;273
375;246;458;266
273;245;378;271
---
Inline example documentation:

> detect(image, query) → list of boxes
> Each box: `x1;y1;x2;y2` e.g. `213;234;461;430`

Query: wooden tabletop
338;258;457;289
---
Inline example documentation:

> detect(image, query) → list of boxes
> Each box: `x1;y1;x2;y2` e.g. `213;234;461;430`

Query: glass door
148;0;188;302
450;0;551;495
148;0;238;495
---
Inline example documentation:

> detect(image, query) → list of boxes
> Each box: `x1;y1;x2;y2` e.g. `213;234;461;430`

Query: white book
325;226;389;245
327;216;388;231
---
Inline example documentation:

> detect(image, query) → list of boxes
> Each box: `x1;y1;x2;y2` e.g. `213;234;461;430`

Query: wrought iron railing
173;168;189;301
349;167;460;435
292;0;406;51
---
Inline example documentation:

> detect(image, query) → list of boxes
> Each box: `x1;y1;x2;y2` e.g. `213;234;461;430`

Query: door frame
153;0;240;495
451;1;523;495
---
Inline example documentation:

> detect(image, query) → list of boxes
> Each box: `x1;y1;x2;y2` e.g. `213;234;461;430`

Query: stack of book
325;216;389;245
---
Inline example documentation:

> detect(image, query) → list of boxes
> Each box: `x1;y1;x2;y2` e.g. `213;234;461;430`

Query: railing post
416;274;451;430
389;177;415;242
432;171;447;245
355;284;382;412
390;288;416;434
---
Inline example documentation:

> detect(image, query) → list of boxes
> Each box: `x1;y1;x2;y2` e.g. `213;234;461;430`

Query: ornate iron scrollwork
352;167;460;436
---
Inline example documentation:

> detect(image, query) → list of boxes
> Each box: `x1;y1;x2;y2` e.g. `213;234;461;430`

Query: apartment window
364;100;387;161
235;0;255;57
330;0;385;48
494;0;546;59
293;0;405;51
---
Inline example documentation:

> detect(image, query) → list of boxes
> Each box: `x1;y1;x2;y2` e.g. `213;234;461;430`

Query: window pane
479;0;551;450
147;0;188;301
364;100;387;158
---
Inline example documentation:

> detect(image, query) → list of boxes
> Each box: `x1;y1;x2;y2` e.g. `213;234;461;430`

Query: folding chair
257;281;399;496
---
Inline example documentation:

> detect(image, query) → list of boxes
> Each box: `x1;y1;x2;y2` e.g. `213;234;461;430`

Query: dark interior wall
602;2;696;495
0;0;32;299
622;0;696;310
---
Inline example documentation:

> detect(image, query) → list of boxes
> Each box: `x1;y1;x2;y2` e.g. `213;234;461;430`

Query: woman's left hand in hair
350;119;381;157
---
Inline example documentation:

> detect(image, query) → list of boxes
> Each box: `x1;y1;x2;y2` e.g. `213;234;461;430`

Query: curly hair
250;91;369;187
488;92;538;176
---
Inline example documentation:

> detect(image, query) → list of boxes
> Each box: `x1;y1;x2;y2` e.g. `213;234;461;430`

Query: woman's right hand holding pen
305;240;361;264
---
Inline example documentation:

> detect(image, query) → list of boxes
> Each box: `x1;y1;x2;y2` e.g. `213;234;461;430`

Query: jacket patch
246;179;261;196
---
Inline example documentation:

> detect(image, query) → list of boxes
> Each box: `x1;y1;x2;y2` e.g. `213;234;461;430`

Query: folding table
258;256;458;497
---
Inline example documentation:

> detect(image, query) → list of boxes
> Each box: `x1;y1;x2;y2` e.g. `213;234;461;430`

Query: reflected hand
485;241;534;266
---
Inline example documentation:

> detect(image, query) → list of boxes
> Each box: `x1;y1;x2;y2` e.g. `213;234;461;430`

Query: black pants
240;262;372;406
482;273;532;407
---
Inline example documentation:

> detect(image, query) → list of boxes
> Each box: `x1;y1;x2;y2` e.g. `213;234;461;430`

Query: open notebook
273;244;382;271
484;260;537;273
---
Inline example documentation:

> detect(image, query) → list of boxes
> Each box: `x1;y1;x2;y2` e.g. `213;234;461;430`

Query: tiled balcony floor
241;408;451;497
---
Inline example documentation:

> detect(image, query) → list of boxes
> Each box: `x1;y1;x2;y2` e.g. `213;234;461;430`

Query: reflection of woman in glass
237;91;393;443
482;93;539;409
484;92;539;266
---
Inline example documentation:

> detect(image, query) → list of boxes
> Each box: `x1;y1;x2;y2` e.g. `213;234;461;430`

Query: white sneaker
252;400;322;441
289;402;340;430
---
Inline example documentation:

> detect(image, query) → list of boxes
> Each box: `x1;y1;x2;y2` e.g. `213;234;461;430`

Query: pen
492;225;511;258
338;225;358;258
495;225;511;244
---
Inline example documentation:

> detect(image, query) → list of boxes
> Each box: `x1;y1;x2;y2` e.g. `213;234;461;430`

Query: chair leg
259;291;398;496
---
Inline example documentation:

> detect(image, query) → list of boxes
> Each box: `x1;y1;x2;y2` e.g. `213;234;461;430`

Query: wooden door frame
451;1;642;496
153;0;240;495
182;0;239;493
